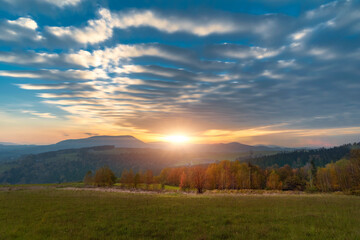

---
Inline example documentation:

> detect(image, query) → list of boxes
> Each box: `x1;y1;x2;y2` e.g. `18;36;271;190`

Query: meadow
0;188;359;239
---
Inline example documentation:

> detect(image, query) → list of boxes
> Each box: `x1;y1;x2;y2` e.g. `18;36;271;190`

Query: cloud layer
0;0;360;146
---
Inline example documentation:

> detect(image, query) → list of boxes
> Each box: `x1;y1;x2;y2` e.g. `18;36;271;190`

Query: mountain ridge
0;135;295;162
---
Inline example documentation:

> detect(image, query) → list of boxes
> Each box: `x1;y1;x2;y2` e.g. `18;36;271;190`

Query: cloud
0;51;59;65
22;110;56;119
291;28;312;41
3;0;82;8
46;8;282;45
1;0;360;146
17;84;68;90
211;43;282;59
40;0;82;7
0;68;108;80
0;17;42;42
8;17;38;30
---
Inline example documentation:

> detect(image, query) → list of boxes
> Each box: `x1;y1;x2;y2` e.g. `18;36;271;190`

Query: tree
191;166;206;193
236;163;251;189
179;171;190;191
158;168;169;190
316;167;332;192
134;172;141;188
308;159;317;188
266;170;282;190
350;149;360;189
83;170;94;185
120;169;135;188
205;163;220;189
94;167;116;186
283;175;306;191
144;170;154;189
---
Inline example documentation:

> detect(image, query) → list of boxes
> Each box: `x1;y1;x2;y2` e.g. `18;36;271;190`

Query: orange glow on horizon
162;135;190;144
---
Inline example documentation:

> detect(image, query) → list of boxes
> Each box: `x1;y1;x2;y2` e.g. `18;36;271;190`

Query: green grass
0;189;359;240
0;182;84;188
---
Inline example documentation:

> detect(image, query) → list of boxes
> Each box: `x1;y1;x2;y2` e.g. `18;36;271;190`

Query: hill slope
0;145;280;184
238;143;359;168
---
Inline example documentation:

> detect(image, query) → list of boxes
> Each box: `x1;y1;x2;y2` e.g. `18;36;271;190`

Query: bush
305;185;318;193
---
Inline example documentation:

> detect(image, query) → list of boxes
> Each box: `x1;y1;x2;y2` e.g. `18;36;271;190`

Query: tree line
85;149;360;194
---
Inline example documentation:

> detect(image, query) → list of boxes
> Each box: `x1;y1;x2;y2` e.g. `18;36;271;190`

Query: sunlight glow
164;135;190;144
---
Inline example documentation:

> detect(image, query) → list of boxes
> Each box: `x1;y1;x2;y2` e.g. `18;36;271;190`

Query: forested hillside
238;143;359;168
0;146;265;184
0;146;184;184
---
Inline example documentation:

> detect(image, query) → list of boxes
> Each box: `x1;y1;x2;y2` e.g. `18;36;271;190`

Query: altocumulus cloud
0;0;360;146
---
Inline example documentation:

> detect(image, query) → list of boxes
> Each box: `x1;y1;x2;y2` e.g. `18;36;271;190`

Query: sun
164;135;190;144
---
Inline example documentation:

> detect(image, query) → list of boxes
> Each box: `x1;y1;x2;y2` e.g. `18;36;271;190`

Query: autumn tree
157;168;169;189
266;170;282;190
205;163;221;189
121;169;134;188
167;167;183;186
316;167;332;192
350;149;360;188
236;163;251;189
191;166;206;193
144;169;154;189
94;167;116;186
134;172;141;188
83;170;94;185
179;171;190;191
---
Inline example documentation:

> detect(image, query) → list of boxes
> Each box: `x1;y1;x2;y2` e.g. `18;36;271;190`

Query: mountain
0;142;20;146
0;136;147;162
54;135;147;149
0;135;293;163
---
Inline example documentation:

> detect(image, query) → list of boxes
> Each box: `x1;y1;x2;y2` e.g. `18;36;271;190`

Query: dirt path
60;187;167;195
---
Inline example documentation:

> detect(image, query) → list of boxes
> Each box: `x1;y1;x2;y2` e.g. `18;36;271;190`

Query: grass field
0;188;359;240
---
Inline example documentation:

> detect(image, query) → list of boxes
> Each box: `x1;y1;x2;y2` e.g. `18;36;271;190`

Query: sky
0;0;360;147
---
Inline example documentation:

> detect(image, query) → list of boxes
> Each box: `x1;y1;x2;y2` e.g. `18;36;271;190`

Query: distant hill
54;135;147;149
0;142;20;146
0;136;147;162
190;142;295;152
0;135;292;162
238;143;360;168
